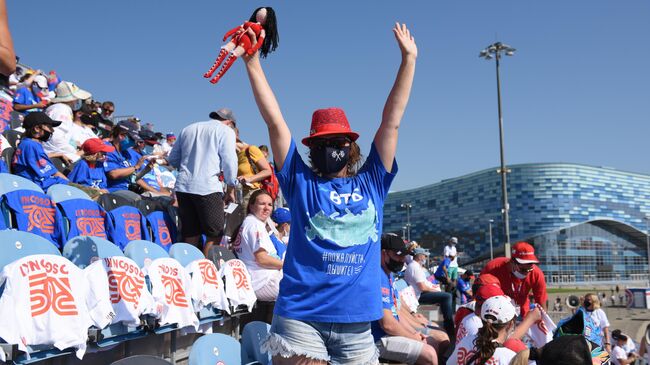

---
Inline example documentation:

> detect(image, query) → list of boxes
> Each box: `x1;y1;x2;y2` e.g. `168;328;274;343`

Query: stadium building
383;163;650;284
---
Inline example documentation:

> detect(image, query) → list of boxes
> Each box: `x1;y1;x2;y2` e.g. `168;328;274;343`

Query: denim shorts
261;314;379;365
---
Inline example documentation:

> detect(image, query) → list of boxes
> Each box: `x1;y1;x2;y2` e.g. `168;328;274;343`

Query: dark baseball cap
381;233;411;256
116;120;141;141
22;111;62;129
209;107;237;122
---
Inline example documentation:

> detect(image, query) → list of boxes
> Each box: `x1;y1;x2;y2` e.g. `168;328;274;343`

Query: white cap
33;75;48;89
481;295;516;324
450;237;458;244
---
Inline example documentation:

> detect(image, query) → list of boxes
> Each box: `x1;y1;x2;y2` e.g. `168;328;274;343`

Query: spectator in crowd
372;233;440;365
449;295;518;364
32;74;54;104
44;81;92;164
610;332;637;365
444;237;459;283
104;120;149;192
249;23;417;364
159;132;175;157
13;71;47;113
235;126;273;207
582;293;611;352
167;108;237;257
405;247;454;337
259;144;269;159
231;189;283;302
611;329;637;357
47;70;60;92
12;112;68;189
68;103;98;148
270;207;290;259
67;138;112;197
123;129;169;196
509;335;595;365
456;270;474;305
0;0;15;133
480;241;548;316
434;253;452;286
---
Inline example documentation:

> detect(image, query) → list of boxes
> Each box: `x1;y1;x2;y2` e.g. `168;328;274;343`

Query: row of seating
0;230;263;364
0;173;179;251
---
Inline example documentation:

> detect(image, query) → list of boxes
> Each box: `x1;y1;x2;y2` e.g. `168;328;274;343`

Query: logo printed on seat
156;219;171;246
232;267;250;290
124;218;141;241
29;272;78;317
198;260;220;288
160;274;189;307
107;269;145;307
77;217;107;238
23;204;55;234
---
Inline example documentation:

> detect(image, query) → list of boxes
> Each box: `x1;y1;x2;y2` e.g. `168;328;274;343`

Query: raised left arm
374;23;417;171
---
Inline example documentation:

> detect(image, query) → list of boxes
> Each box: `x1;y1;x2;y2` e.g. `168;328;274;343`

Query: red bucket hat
301;107;360;146
511;242;539;264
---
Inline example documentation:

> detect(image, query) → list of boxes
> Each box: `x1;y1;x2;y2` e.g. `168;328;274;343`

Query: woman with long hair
231;189;283;302
448;295;517;364
582;293;611;352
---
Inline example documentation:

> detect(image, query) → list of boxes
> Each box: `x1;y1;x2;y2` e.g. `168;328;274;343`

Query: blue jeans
418;291;454;335
261;314;379;365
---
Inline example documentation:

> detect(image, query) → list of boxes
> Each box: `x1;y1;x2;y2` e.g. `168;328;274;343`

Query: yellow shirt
237;145;265;190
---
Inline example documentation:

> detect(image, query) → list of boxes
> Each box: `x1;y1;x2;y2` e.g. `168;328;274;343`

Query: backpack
245;146;280;201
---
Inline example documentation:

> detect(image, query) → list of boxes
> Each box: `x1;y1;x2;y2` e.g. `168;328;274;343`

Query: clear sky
7;1;650;191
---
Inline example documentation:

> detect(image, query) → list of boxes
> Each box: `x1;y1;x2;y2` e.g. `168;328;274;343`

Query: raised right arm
243;53;292;170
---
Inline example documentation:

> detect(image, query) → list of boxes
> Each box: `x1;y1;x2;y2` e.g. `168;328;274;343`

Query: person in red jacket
480;242;547;316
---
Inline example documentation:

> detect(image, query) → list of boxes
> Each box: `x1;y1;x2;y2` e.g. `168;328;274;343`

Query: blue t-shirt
57;199;108;240
269;234;287;260
12;137;68;190
104;143;132;192
3;189;65;248
371;272;399;342
124;147;143;169
68;159;108;189
457;277;472;304
146;211;176;252
435;257;451;279
106;206;150;250
0;159;7;173
13;86;40;113
275;140;397;322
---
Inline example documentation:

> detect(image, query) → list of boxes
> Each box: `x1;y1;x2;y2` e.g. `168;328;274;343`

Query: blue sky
8;1;650;191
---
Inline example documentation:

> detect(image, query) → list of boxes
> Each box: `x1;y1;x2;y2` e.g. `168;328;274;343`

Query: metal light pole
480;42;516;258
489;219;494;260
401;203;412;242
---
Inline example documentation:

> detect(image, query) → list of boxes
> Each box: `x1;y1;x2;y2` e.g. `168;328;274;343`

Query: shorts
377;336;424;365
448;267;459;281
176;191;224;241
261;315;379;365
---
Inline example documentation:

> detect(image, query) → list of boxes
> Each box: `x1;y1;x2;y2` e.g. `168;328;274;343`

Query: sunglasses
310;137;351;148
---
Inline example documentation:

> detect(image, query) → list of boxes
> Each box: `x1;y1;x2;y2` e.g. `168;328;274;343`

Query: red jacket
480;257;547;316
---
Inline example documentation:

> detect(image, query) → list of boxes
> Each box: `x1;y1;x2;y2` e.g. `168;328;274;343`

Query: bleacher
0;174;271;365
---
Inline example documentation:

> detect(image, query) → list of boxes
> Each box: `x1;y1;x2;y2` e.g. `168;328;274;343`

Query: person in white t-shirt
611;332;637;365
639;325;650;364
582;293;611;351
448;295;518;365
231;189;283;302
444;237;459;280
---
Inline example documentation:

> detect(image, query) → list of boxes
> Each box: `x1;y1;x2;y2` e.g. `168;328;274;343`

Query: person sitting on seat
231;189;283;302
68;138;113;197
12;112;68;189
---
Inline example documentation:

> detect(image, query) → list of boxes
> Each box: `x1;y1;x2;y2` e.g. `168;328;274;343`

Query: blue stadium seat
0;230;61;270
47;183;92;203
169;242;204;267
123;240;169;268
62;236;124;269
189;334;242;365
110;355;172;364
241;321;271;365
0;172;43;195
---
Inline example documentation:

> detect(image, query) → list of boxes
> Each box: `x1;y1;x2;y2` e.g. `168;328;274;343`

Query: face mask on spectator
310;145;350;174
72;99;83;111
120;137;135;151
38;127;53;142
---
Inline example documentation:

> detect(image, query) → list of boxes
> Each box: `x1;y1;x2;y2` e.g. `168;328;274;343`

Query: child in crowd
68;137;113;198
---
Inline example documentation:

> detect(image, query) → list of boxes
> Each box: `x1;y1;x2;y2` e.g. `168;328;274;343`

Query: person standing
480;241;548;316
167;110;237;257
246;23;417;364
444;237;459;282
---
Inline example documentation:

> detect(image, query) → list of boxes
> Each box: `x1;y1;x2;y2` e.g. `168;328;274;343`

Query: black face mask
583;300;592;310
38;129;53;142
311;145;350;175
386;257;405;273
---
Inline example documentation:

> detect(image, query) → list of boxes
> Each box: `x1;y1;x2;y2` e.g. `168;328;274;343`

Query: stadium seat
1;146;14;173
241;321;271;365
0;230;61;271
56;198;109;241
124;240;169;268
97;193;134;211
169;242;204;267
106;205;151;250
207;245;237;271
2;128;22;149
47;183;92;203
1;188;65;247
189;333;242;365
110;355;172;365
63;236;124;269
0;172;43;195
111;190;142;203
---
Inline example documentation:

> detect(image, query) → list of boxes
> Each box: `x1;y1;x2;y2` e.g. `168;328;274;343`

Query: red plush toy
203;7;279;84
